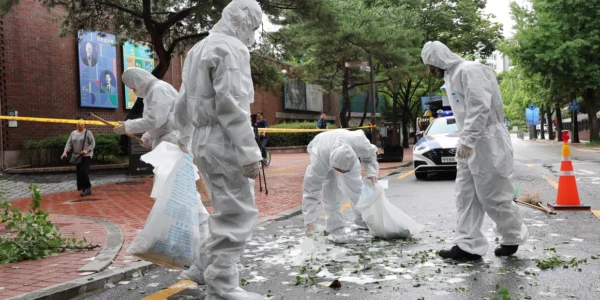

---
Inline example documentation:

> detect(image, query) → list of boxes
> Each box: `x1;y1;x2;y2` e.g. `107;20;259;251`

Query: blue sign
525;106;540;126
421;95;442;112
569;99;580;111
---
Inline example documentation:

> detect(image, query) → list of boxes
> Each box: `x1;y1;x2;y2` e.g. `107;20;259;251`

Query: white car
413;116;459;180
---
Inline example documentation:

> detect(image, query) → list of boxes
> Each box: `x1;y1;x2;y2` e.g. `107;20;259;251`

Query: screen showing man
101;72;115;94
82;42;97;67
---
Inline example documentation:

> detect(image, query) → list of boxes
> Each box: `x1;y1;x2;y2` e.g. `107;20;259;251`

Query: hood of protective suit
211;0;263;47
421;41;464;70
122;67;157;98
329;142;358;171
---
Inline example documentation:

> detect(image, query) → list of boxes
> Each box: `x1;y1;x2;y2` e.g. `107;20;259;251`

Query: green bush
94;134;121;161
21;133;123;167
267;122;321;147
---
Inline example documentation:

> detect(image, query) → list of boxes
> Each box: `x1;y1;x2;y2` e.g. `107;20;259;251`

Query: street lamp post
368;55;377;145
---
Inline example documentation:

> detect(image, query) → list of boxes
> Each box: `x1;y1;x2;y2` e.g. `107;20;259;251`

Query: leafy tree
374;0;503;147
506;0;600;142
274;0;420;128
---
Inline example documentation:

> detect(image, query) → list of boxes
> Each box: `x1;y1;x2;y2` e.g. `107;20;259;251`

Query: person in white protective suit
303;129;379;244
113;67;179;149
421;41;528;260
173;0;263;299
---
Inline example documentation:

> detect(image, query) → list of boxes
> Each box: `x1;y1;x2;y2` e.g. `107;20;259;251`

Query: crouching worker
113;67;179;149
303;129;379;244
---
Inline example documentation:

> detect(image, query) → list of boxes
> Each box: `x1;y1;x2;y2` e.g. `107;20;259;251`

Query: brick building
0;0;338;169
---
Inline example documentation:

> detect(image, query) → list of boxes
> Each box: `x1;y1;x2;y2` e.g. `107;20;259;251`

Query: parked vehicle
413;117;459;180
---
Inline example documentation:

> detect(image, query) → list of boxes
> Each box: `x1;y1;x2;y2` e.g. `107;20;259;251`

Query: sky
258;1;523;41
484;0;519;38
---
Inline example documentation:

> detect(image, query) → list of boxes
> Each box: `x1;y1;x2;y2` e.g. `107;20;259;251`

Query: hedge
266;122;320;147
22;133;123;167
266;122;369;147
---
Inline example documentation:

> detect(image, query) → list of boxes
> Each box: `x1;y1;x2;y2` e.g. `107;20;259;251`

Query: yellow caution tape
0;116;120;127
0;115;376;133
258;125;375;133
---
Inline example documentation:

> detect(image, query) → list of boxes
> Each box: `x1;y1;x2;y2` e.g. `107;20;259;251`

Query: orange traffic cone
548;131;590;211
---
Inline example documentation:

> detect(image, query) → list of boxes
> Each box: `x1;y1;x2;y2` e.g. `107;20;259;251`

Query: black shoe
495;245;518;257
439;246;482;261
81;189;91;196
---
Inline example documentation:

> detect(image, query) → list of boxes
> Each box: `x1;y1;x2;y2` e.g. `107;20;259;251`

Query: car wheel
415;172;428;180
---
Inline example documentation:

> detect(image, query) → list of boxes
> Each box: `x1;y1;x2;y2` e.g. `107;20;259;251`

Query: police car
413;116;459;179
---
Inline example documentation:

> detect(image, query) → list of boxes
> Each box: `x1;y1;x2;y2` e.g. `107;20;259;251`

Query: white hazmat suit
116;67;179;149
421;41;528;257
303;129;379;243
174;0;263;299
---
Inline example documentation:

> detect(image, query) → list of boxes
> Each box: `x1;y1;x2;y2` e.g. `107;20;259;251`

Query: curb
7;261;155;300
6;164;128;175
72;216;124;273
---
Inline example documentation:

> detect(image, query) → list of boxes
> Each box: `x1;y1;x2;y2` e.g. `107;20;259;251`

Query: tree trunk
401;111;410;148
359;91;369;127
546;106;554;140
340;62;351;128
583;88;600;143
570;92;580;143
540;104;546;139
151;58;171;79
556;102;564;142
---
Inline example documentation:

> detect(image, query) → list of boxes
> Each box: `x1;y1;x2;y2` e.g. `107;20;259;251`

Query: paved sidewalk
0;150;412;299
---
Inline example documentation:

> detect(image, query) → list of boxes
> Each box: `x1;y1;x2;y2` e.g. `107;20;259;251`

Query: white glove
140;135;152;149
456;144;473;160
306;223;317;236
368;176;377;186
242;162;260;179
177;140;189;153
113;124;126;135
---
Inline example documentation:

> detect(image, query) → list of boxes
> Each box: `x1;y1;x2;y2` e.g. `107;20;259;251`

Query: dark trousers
76;157;92;191
259;138;268;158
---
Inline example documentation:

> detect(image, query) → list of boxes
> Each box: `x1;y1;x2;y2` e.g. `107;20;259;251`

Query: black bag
69;130;88;165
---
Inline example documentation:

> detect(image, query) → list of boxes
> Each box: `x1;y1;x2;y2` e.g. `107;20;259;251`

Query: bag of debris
127;142;210;270
356;180;424;239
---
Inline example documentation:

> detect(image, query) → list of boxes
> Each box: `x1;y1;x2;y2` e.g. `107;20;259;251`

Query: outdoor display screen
78;31;119;109
123;41;155;109
283;80;307;111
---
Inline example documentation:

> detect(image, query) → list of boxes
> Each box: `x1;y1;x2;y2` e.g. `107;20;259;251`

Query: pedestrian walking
61;118;95;196
421;41;528;260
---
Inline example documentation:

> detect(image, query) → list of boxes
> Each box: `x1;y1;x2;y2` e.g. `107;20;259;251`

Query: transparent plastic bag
127;142;209;270
356;180;424;239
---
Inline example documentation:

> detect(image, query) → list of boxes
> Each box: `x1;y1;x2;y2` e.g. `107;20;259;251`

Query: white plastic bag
355;180;424;239
127;142;210;270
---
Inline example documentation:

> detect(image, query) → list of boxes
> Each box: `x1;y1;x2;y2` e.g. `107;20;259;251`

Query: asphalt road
78;137;600;300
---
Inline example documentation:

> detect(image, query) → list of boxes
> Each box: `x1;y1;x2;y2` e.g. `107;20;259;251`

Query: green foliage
0;184;99;264
268;122;320;147
506;0;600;142
21;134;123;167
535;256;588;270
492;284;512;300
